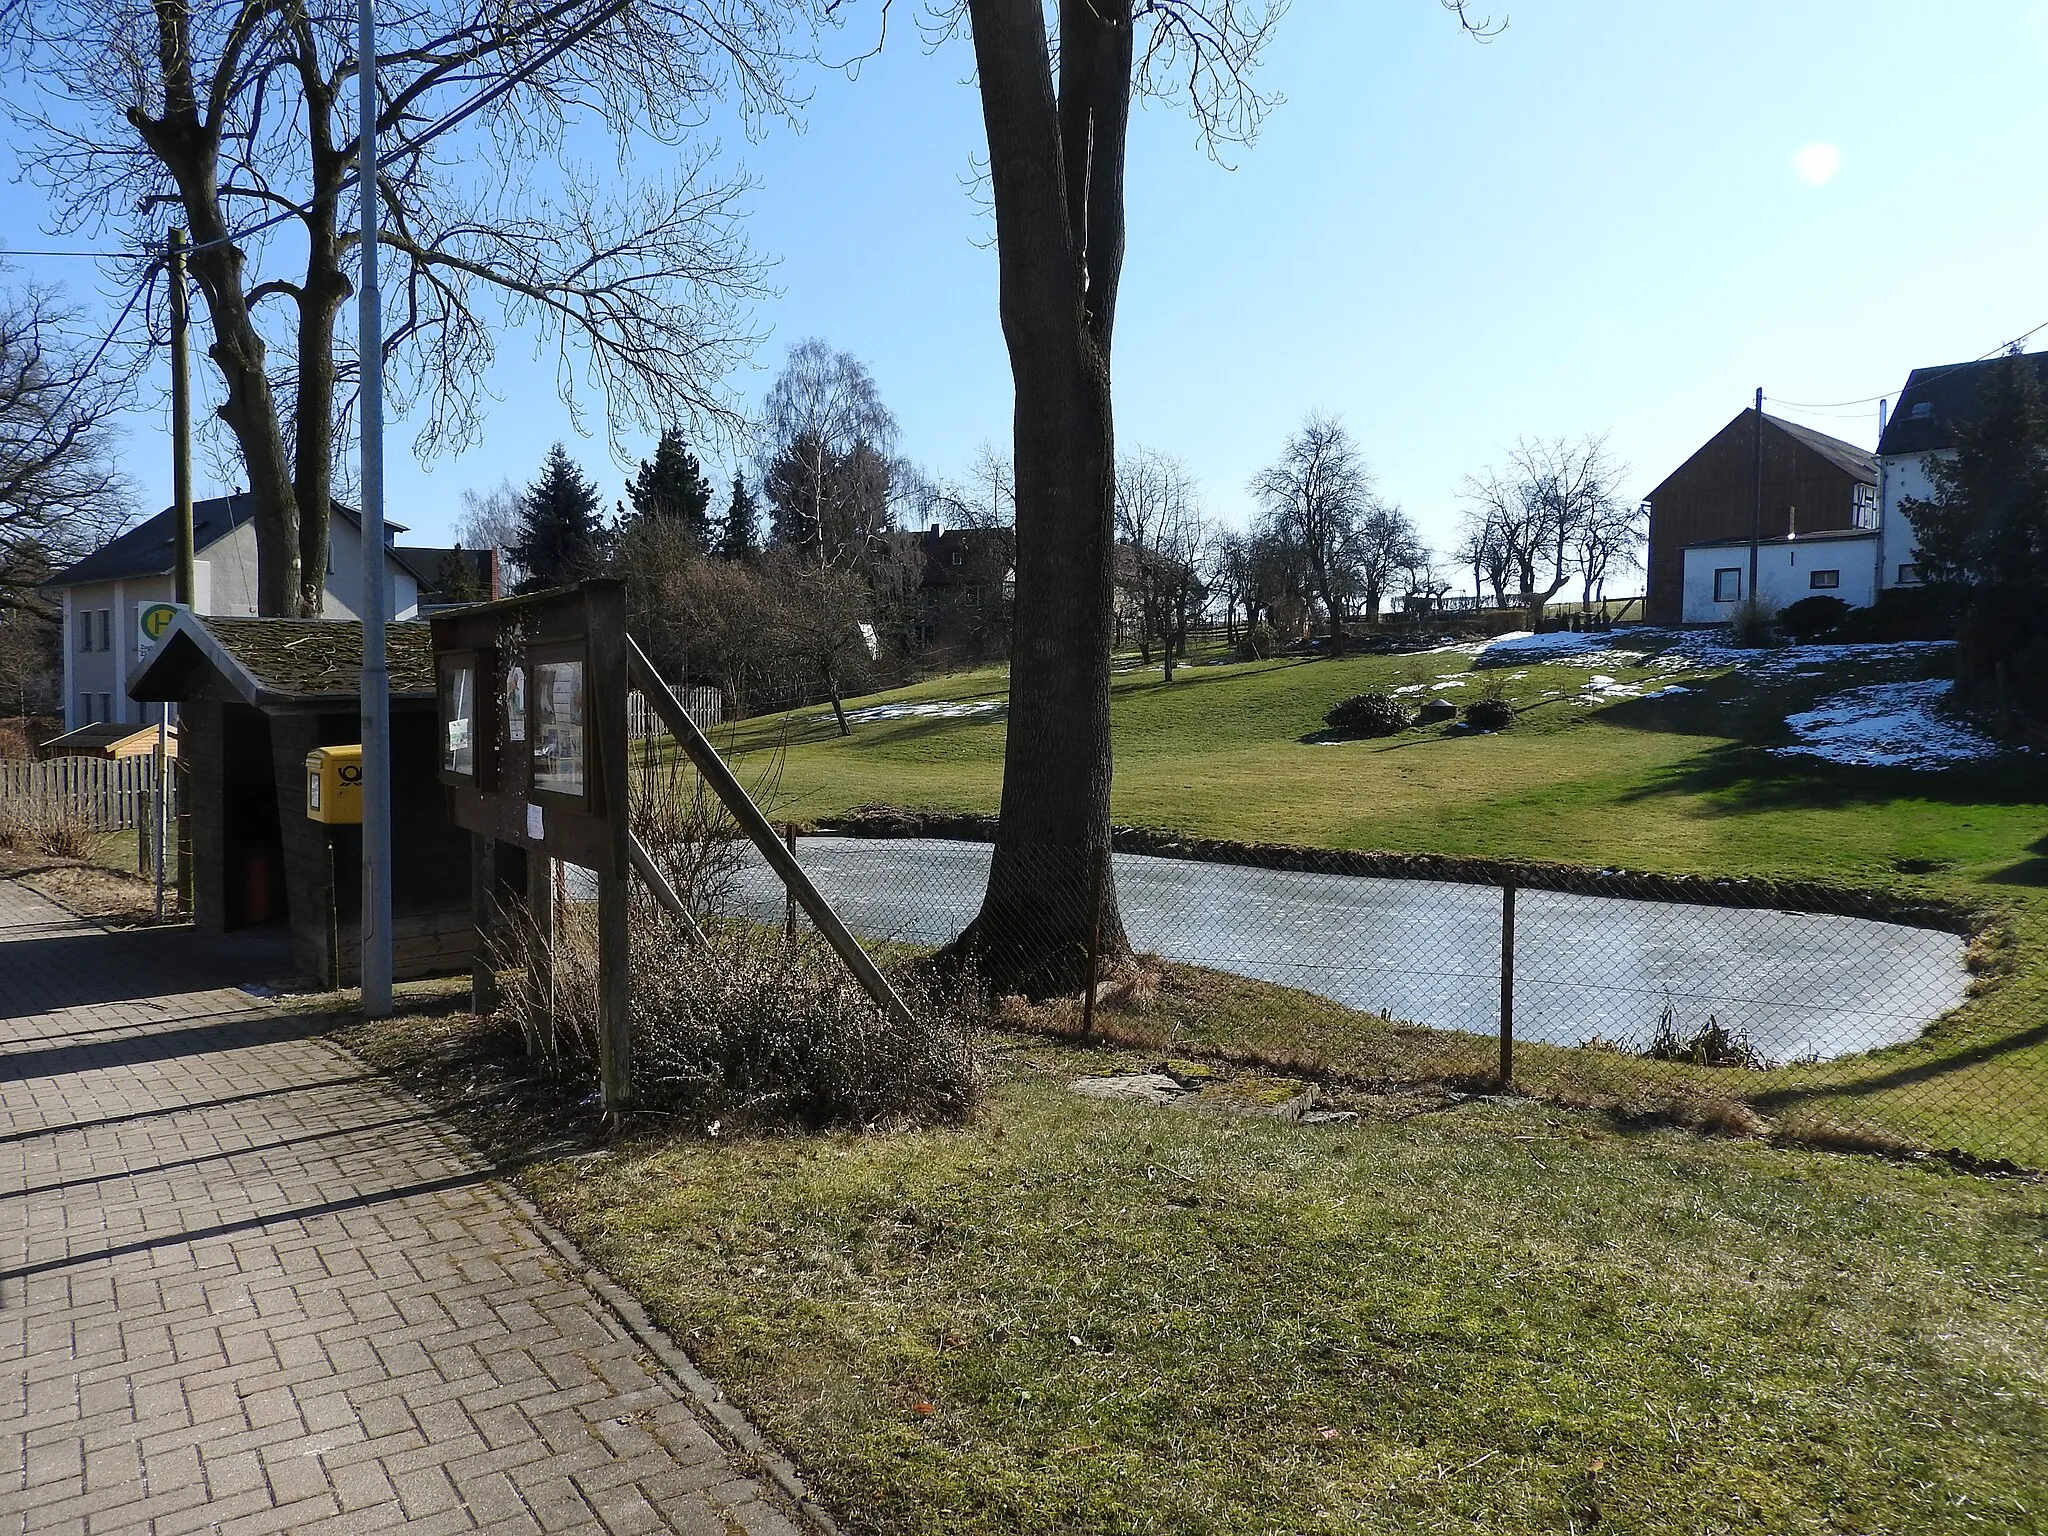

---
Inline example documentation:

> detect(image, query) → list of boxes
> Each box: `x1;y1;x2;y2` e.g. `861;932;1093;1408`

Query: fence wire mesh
687;828;2030;1168
500;718;2038;1168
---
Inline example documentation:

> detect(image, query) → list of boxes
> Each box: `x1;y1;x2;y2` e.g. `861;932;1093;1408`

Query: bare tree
1457;434;1622;621
1250;412;1376;649
1571;493;1645;608
0;279;134;621
1;0;804;614
757;338;898;565
1114;447;1207;677
455;476;526;588
1351;502;1425;621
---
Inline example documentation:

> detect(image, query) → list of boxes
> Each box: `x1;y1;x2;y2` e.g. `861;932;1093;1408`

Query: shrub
1726;596;1778;648
1644;999;1769;1070
631;919;984;1128
1323;691;1410;737
0;800;95;859
492;899;983;1130
1833;583;1962;643
1777;594;1850;644
1462;672;1514;731
1236;622;1279;661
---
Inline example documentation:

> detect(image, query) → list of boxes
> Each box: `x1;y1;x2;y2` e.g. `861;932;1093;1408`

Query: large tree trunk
951;0;1131;995
132;0;303;616
290;37;347;617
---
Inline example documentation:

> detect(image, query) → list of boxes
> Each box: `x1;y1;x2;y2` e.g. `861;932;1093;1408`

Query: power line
1767;317;2048;411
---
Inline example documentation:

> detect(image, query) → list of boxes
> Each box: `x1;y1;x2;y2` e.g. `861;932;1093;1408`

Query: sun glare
1791;142;1842;186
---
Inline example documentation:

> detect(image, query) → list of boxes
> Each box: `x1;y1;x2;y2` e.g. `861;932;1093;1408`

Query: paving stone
0;883;808;1534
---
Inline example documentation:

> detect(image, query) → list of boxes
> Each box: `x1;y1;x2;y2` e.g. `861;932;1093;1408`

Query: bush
1776;594;1850;644
493;900;983;1130
1463;698;1514;731
1323;691;1410;737
631;921;984;1128
1236;622;1279;661
1644;998;1769;1070
1726;596;1778;648
0;800;95;859
1834;584;1962;644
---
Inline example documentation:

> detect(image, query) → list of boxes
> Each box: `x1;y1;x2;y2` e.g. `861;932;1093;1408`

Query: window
1910;401;1933;420
77;611;92;652
531;653;587;801
97;609;111;652
79;692;93;724
1897;563;1921;585
99;693;111;723
950;550;964;567
1713;568;1743;603
1809;570;1840;590
439;657;477;779
1853;483;1879;530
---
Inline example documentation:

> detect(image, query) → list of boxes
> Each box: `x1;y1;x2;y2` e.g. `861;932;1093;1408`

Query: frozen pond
593;837;1970;1063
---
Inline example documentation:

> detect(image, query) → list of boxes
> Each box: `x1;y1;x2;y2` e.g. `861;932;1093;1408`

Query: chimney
1878;398;1889;439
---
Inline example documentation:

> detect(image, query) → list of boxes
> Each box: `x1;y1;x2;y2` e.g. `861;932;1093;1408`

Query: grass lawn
347;1001;2048;1536
711;636;2048;1168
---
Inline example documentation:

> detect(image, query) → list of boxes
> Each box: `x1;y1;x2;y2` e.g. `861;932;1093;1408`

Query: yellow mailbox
306;744;364;824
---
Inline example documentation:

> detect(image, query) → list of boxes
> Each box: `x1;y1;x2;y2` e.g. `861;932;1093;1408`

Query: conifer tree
511;444;604;592
717;473;760;562
625;427;715;548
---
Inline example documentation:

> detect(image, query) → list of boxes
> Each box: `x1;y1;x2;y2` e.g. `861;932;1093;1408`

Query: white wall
1878;451;1946;589
1680;537;1880;625
323;517;420;622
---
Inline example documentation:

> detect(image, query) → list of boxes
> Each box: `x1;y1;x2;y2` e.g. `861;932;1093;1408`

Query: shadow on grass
1610;736;2048;817
1751;1018;2048;1114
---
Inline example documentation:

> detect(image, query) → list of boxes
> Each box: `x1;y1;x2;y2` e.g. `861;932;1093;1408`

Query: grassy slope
354;1008;2048;1536
725;640;2048;1164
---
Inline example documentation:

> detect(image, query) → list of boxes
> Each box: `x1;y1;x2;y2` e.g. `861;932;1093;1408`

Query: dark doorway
222;704;287;931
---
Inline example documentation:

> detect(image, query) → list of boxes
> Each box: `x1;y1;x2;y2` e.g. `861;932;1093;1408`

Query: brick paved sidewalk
0;880;807;1536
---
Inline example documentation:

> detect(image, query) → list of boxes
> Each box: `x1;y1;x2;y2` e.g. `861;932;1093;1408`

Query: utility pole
169;229;195;607
1748;386;1764;606
357;0;394;1017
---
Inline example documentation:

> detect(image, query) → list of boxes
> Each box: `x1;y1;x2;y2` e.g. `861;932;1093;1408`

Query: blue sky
5;1;2046;570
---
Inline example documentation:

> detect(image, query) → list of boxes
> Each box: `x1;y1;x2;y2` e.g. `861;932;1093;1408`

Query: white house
1875;351;2048;590
41;493;420;733
1680;526;1882;622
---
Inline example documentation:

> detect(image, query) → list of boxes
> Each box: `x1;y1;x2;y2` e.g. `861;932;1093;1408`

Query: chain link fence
681;823;2035;1169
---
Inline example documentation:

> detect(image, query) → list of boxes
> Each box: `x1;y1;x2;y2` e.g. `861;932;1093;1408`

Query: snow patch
832;700;1007;725
1773;679;2010;770
1477;627;1955;679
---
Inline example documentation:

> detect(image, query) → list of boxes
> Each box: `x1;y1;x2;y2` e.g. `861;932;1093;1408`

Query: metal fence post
1080;842;1108;1042
1499;874;1516;1087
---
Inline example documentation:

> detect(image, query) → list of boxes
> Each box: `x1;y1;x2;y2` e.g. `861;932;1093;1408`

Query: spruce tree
625;427;714;548
717;473;760;562
510;444;604;592
436;545;485;604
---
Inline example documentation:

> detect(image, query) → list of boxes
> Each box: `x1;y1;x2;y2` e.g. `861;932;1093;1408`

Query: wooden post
137;778;151;877
525;850;554;1063
1498;875;1517;1087
470;832;500;1015
783;823;798;940
627;637;913;1027
591;585;633;1111
1079;841;1108;1042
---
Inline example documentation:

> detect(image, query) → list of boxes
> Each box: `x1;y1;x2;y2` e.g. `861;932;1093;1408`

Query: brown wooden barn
1643;411;1878;626
129;612;492;984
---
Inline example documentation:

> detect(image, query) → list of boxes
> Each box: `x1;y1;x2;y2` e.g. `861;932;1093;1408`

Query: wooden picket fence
0;755;178;833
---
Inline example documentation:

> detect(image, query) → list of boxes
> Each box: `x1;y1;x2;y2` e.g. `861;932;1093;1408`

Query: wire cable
1768;317;2048;411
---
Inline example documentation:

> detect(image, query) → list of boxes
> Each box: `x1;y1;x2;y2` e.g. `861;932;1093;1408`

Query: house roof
45;495;410;589
1645;410;1875;505
128;613;436;708
1877;351;2048;458
1766;415;1878;484
35;722;172;759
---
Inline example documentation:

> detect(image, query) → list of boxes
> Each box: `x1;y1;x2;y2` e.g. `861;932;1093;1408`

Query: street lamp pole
357;0;393;1016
